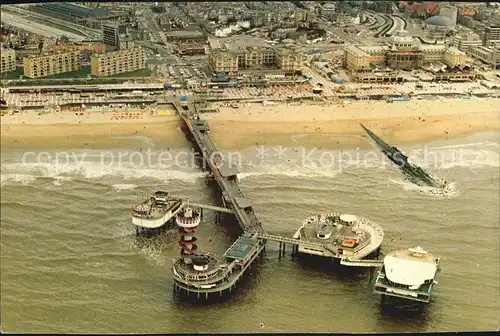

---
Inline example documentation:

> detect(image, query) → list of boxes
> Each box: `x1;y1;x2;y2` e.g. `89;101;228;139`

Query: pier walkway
188;202;234;214
257;233;324;249
174;101;265;235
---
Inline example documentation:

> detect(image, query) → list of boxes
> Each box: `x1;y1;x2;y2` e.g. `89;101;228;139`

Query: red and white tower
176;206;202;264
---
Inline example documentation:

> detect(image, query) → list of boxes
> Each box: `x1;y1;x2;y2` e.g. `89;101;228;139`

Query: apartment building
452;33;482;52
470;45;500;68
1;48;16;73
90;48;146;77
23;50;80;78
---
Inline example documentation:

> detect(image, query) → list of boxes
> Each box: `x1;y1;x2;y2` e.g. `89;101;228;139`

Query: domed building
424;5;458;28
424;15;456;27
389;29;417;49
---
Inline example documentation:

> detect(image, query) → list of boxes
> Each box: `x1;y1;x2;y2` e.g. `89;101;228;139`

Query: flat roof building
90;48;146;77
102;22;128;48
483;23;500;46
23;50;80;79
443;47;468;68
452;33;482;52
470;45;500;68
164;30;207;44
1;48;16;74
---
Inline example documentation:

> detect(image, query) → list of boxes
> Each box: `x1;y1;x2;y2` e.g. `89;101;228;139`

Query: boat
374;246;440;304
132;191;184;231
360;124;447;188
292;213;384;260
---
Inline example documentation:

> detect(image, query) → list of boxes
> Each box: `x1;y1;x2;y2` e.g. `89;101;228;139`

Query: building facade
102;23;128;48
1;48;16;73
443;47;468;67
23;50;80;78
344;30;467;72
470;46;500;68
90;48;146;77
343;45;371;71
418;44;446;62
483;23;500;46
208;47;303;77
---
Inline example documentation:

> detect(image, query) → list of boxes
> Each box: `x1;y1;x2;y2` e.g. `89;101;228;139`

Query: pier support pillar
380;294;386;307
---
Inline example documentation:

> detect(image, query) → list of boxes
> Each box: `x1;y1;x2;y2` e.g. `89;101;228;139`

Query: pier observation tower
177;206;202;263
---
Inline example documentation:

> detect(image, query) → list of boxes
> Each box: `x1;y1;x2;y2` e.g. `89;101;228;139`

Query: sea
1;131;499;333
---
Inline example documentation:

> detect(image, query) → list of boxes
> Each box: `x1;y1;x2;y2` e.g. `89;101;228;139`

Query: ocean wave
410;142;500;170
0;174;37;185
1;161;206;185
238;162;341;180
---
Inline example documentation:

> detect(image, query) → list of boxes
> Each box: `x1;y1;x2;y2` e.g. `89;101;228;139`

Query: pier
173;100;265;235
170;99;269;297
170;99;384;299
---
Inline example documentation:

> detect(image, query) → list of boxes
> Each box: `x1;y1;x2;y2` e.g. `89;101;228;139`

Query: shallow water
1;132;499;333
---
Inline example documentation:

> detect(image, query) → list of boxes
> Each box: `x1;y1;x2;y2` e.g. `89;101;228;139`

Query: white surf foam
389;178;459;197
1;161;206;185
112;184;138;191
0;174;37;186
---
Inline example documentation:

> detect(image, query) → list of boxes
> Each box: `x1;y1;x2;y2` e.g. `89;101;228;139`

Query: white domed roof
384;248;437;287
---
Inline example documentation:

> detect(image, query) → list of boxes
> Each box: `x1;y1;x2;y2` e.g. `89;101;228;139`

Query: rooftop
384;247;437;287
224;236;260;261
91;47;143;58
24;49;80;58
164;30;205;38
424;15;456;27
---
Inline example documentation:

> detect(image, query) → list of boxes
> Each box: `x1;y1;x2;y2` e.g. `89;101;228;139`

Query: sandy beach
1;99;499;150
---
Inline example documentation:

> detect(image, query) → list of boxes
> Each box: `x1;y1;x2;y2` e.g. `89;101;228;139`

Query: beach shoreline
1;99;499;150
